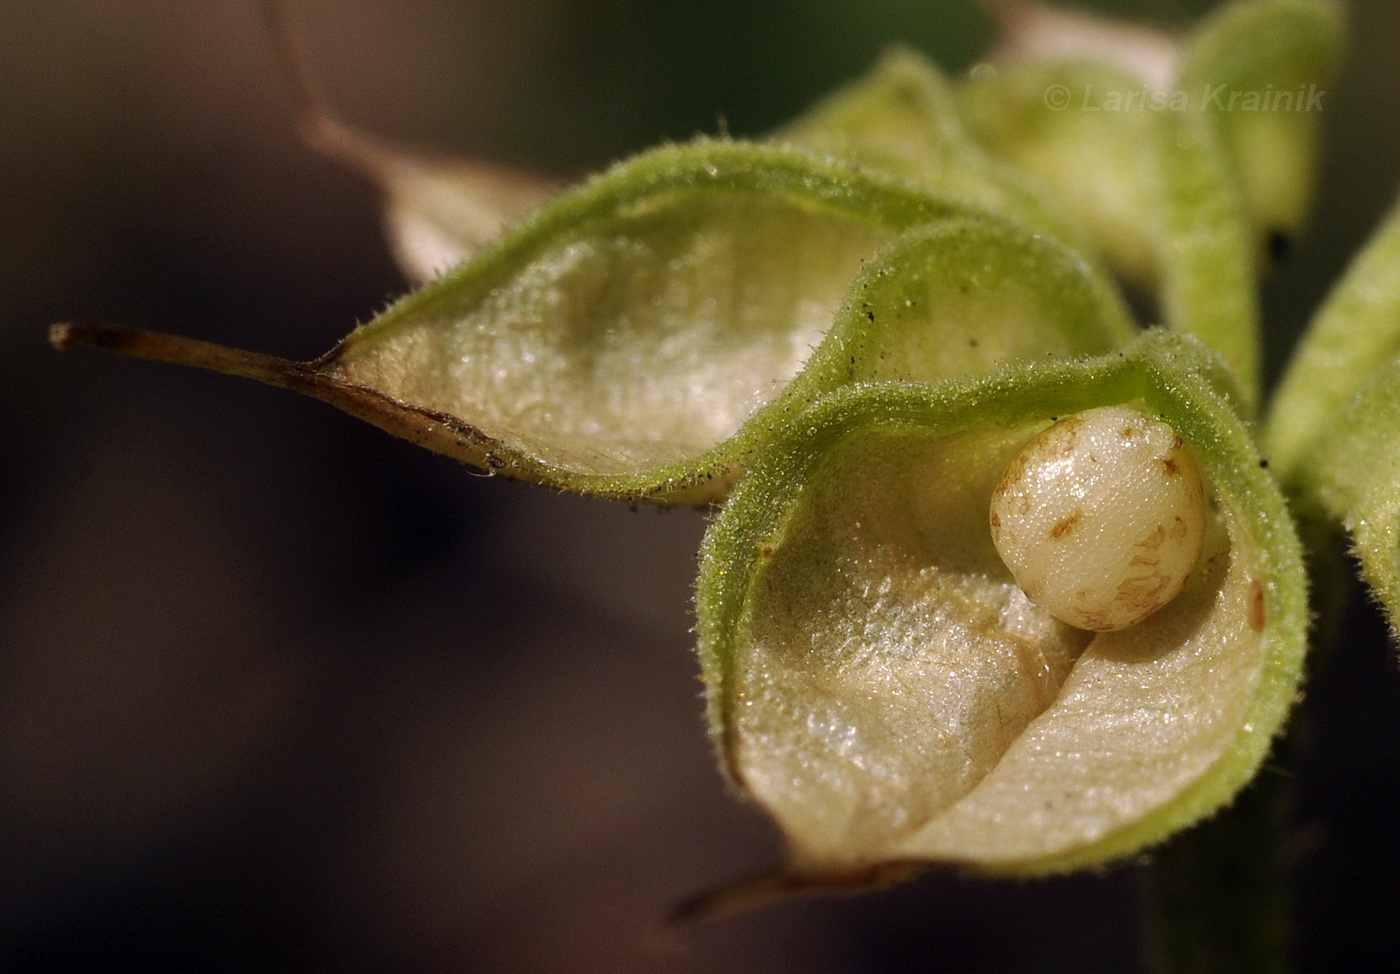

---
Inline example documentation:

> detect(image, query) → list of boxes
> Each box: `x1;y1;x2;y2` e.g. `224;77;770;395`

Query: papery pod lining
359;136;560;286
696;331;1304;876
324;176;1134;502
296;110;560;287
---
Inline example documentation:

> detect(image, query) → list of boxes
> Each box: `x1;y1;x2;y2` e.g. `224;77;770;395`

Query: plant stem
1143;509;1348;974
1143;753;1295;974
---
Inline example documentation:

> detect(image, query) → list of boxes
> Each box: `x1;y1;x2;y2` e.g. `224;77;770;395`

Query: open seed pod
54;140;1132;506
962;0;1339;272
694;331;1304;886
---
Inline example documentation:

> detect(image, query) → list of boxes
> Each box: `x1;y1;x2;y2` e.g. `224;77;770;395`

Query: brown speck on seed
1049;512;1081;539
1137;524;1167;550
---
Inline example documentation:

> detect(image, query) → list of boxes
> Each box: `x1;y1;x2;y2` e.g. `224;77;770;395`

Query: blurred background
2;1;1399;971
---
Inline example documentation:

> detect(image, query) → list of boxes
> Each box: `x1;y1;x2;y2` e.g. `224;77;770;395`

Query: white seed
989;406;1207;632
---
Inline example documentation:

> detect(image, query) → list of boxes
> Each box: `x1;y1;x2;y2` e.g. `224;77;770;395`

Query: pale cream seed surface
989;406;1207;631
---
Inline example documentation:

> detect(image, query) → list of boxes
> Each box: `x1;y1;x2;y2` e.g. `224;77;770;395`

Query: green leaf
1266;192;1400;482
695;331;1304;878
56;140;1131;506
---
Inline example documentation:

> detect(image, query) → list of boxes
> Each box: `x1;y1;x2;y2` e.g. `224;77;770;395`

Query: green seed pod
1269;193;1400;646
958;0;1343;405
695;332;1303;883
51;143;1131;507
775;47;1078;250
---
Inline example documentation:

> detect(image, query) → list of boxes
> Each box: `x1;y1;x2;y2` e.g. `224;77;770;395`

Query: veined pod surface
695;332;1304;880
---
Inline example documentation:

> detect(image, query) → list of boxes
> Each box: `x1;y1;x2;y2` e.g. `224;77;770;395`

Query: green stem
1143;509;1348;974
1143;750;1294;974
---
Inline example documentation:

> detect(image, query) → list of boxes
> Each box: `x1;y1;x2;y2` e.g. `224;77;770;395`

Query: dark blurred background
2;1;1398;971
